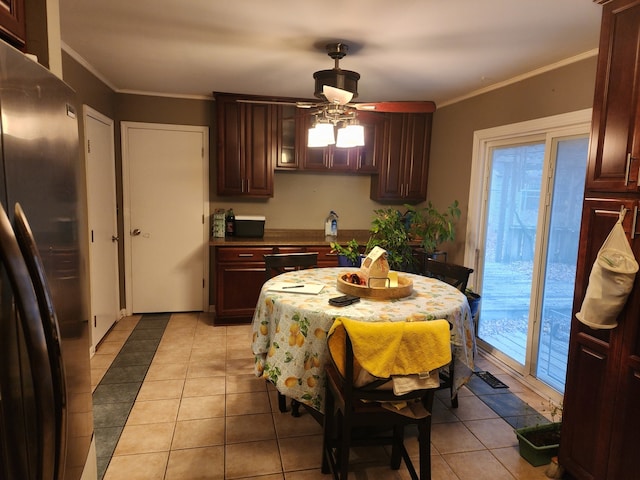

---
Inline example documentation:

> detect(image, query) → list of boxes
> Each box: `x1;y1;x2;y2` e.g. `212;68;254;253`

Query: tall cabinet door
586;0;640;192
244;103;276;196
607;226;640;478
370;113;431;203
560;198;637;479
216;94;275;197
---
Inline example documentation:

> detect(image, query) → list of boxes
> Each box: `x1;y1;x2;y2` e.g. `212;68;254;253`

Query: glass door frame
464;109;592;400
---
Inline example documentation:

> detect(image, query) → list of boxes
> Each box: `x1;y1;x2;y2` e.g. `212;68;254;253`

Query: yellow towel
327;317;452;379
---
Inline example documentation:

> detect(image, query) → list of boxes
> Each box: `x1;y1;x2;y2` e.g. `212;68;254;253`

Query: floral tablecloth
251;267;476;412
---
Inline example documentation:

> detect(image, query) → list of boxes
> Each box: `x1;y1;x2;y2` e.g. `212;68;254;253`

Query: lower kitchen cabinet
215;247;273;324
213;244;338;324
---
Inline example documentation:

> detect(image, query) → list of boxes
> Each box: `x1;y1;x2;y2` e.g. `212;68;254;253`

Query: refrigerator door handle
0;204;56;480
13;203;68;480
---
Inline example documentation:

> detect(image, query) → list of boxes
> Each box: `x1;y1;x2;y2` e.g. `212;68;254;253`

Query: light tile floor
91;312;555;480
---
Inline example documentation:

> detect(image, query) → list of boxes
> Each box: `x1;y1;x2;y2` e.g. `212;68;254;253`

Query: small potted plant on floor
515;401;562;466
330;239;364;267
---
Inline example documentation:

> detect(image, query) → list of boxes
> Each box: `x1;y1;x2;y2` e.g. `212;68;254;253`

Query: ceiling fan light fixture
336;124;365;148
308;122;335;147
323;85;353;105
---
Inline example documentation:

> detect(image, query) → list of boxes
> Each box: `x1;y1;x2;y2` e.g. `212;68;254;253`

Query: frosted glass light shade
308;123;335;147
336;124;365;148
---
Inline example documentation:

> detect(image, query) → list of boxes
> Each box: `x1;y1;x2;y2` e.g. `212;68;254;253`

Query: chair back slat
422;258;473;293
264;252;318;280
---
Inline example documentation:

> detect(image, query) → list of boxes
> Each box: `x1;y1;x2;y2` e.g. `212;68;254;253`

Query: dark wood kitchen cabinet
585;0;640;193
370;112;432;203
560;198;640;479
560;1;640;478
216;93;276;197
0;0;25;48
214;246;274;323
213;244;338;324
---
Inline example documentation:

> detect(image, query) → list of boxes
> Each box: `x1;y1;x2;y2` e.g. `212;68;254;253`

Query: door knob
111;235;119;242
131;228;141;236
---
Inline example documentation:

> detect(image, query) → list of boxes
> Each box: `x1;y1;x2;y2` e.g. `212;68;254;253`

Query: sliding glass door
468;111;591;394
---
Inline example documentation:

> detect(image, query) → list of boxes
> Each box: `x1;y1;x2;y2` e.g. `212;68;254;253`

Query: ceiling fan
298;42;436;115
234;42;436;147
298;42;435;147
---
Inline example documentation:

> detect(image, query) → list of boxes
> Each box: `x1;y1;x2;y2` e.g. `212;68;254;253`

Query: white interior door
121;122;208;314
84;106;120;347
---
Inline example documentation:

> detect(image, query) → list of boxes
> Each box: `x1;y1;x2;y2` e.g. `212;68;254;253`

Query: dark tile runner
465;373;551;429
92;313;170;480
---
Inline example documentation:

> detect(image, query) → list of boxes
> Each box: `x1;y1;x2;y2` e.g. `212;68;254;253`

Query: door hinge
91;230;94;243
87;139;91;153
203;278;205;288
93;315;97;327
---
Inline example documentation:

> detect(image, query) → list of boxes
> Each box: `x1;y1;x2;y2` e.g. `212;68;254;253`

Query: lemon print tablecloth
251;267;476;413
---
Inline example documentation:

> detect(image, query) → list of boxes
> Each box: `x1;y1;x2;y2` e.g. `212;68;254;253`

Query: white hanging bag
576;208;639;329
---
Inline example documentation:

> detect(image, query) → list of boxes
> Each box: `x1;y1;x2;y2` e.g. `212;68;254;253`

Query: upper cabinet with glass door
586;1;640;192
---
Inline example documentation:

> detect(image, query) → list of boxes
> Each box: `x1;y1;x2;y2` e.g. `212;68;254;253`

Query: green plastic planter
514;422;561;467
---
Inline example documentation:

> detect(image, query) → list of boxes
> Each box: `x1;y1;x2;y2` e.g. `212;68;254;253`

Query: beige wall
429;56;598;263
62;52;599;261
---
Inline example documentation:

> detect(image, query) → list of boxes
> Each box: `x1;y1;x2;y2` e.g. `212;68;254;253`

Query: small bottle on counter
325;210;338;237
225;208;235;236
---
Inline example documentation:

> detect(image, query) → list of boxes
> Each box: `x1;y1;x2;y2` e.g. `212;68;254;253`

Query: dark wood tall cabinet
216;93;276;197
560;1;640;478
370;112;431;203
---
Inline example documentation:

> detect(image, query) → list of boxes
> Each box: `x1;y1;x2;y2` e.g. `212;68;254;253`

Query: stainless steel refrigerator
0;41;93;480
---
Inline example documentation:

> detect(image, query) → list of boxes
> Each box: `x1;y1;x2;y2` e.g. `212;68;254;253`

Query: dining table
250;266;476;413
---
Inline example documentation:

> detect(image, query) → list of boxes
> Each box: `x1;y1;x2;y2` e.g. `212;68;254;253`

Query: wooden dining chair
263;252;318;415
421;258;474;408
264;252;318;281
322;318;451;480
421;258;473;293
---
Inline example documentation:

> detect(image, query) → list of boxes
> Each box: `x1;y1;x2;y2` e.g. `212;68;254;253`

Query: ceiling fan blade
296;102;317;109
354;101;436;113
236;99;298;106
323;85;353;105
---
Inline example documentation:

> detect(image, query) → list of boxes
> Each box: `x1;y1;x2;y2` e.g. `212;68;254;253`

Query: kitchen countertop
210;229;372;246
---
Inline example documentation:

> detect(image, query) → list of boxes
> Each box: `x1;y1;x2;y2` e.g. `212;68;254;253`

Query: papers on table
267;282;325;295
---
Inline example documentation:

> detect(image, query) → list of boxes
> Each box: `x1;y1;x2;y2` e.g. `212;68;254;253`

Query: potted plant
365;208;418;272
330;239;364;267
406;200;461;257
515;402;562;466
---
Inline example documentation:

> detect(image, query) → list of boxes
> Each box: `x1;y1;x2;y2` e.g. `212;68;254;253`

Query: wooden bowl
336;272;413;299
